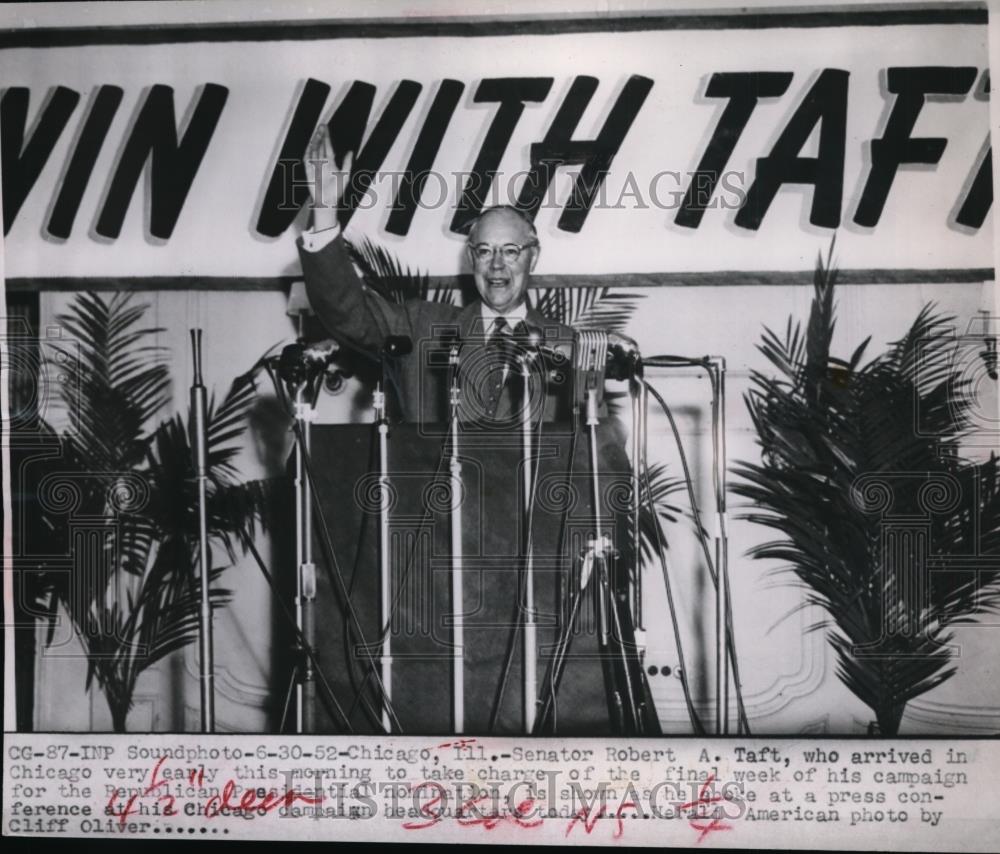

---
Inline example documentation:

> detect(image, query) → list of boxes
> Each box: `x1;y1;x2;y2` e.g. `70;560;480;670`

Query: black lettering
1;85;80;234
854;66;977;227
255;77;331;237
386;79;464;235
736;69;849;230
955;144;992;229
955;72;991;229
516;74;654;232
47;85;123;238
675;71;792;229
333;80;422;228
96;83;228;239
449;77;553;234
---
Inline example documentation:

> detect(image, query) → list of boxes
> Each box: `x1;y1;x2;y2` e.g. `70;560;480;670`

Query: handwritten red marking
613;801;639;838
203;779;322;819
401;782;448;830
457;796;542;831
402;782;543;832
678;775;732;843
436;737;477;750
566;805;602;836
565;800;638;838
107;758;321;826
106;756;177;828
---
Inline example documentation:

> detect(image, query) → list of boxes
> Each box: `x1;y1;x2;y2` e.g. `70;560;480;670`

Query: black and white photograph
3;0;1000;846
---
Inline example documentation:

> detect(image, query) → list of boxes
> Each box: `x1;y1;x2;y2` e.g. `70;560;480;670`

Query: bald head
468;205;538;245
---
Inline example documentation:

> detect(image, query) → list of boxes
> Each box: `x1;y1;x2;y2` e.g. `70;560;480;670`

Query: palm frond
734;248;1000;734
35;292;273;730
534;287;644;333
350;238;455;305
635;463;684;566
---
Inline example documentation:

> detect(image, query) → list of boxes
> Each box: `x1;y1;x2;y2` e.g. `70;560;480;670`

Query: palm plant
352;238;457;306
534;285;641;334
734;247;1000;734
35;292;271;731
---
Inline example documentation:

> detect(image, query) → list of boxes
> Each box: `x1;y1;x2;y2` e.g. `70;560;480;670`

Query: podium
279;421;653;734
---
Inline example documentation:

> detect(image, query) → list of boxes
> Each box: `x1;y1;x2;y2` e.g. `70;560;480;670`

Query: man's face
467;209;539;314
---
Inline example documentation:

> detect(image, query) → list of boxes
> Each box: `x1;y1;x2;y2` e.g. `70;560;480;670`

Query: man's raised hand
305;125;353;231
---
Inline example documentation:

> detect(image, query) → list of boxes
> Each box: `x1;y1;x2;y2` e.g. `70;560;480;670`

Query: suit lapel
525;306;546;330
456;302;494;421
457;302;489;389
459;301;486;340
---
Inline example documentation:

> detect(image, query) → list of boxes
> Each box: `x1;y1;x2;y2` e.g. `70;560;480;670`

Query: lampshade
286;280;313;316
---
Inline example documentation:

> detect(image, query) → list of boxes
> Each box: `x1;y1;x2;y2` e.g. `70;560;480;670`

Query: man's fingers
305;126;328;162
306;131;323;164
304;125;353;206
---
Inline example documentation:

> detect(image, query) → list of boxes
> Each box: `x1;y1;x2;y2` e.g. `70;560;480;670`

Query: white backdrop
0;23;991;278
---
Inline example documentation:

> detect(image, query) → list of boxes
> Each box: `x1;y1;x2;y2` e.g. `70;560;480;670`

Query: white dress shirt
480;302;527;337
301;224;342;253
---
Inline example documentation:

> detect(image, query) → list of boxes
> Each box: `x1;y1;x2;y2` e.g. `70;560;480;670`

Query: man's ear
529;245;540;272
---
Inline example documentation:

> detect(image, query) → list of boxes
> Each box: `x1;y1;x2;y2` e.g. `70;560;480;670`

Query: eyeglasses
467;241;537;265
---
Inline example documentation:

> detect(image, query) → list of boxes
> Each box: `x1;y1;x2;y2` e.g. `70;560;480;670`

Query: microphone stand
374;373;393;733
292;368;319;733
519;353;537;734
583;384;628;732
533;334;657;734
189;329;215;733
643;354;736;734
708;356;730;735
448;344;465;733
629;366;648;664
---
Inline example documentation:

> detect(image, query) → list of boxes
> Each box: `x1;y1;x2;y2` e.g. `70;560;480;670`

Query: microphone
606;331;642;380
608;331;639;354
382;335;413;358
512;321;573;366
644;354;707;367
303;339;341;364
278;339;341;385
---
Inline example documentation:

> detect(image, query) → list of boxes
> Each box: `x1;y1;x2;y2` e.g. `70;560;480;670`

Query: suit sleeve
296;232;414;358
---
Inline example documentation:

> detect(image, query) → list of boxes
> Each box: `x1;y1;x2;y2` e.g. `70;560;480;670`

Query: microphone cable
532;390;582;735
265;359;404;733
341;419;453;729
340;423;386;731
487;359;549;733
291;421;405;732
542;419;580;734
338;335;418;729
487;326;584;733
638;435;706;735
641;378;750;734
235;526;354;733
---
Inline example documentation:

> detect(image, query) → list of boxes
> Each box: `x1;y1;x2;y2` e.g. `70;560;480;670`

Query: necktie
482;317;513;418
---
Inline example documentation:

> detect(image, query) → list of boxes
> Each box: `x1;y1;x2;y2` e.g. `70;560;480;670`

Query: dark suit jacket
298;234;577;424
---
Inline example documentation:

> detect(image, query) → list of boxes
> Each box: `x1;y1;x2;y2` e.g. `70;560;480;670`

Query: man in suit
297;127;574;425
294;128;656;736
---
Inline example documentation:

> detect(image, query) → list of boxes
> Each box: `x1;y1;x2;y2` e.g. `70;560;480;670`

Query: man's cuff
300;224;341;252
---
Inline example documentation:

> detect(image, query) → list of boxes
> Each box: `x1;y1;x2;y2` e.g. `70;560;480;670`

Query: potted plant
27;292;272;731
734;248;1000;734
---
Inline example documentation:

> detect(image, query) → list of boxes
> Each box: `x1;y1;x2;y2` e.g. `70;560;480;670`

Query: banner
0;15;992;281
